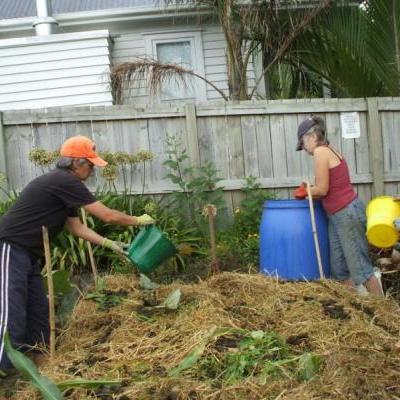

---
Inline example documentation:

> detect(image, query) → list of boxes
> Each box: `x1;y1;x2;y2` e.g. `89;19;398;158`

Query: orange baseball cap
60;136;107;167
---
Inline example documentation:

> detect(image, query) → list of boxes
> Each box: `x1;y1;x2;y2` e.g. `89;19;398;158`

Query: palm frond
249;0;334;98
110;57;228;103
290;1;400;97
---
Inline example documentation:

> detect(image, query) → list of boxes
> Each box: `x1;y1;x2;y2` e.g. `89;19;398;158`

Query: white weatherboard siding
202;26;229;101
0;30;113;111
111;23;257;103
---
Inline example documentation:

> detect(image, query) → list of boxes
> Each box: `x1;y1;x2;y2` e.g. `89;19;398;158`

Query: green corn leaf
52;270;74;296
3;332;63;400
169;339;208;377
297;353;322;381
57;379;121;391
43;270;74;297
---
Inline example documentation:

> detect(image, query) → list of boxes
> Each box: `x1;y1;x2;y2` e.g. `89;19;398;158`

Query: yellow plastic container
366;196;400;248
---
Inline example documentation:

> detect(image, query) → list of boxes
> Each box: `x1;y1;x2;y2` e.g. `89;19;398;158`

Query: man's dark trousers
0;242;49;370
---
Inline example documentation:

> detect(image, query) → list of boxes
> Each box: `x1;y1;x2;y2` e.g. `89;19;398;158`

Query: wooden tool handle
42;226;56;358
305;182;325;279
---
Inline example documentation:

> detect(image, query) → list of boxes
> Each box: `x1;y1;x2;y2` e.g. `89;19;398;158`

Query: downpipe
32;0;58;36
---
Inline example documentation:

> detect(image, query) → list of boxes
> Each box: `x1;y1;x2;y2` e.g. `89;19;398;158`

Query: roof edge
0;5;208;32
0;29;110;47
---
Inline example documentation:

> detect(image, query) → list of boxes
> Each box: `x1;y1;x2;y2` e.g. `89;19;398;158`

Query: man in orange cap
0;136;154;375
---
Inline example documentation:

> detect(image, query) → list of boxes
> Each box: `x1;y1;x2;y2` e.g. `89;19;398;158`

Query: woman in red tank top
296;116;383;296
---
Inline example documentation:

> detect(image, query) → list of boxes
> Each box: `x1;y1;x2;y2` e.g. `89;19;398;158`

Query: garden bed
7;272;400;399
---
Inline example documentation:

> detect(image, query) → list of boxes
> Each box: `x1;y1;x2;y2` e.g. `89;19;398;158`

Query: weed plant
197;330;321;383
163;135;225;236
218;177;274;267
85;278;128;310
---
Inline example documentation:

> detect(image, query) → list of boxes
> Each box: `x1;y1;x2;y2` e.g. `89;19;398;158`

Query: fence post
0;112;9;198
185;103;200;167
366;98;384;197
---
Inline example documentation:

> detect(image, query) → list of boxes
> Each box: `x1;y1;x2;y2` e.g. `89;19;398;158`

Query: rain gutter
0;5;209;34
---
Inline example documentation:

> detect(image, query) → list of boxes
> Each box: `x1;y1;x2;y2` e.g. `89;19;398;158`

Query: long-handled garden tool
305;182;325;279
42;226;56;359
203;204;219;275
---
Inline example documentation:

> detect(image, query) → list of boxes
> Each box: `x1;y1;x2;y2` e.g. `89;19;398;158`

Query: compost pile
12;273;400;399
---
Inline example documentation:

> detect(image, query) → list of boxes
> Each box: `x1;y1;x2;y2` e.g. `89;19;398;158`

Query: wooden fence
0;98;399;215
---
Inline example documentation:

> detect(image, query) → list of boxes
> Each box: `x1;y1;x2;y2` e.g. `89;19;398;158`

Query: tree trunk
221;0;249;100
262;49;276;99
392;0;400;94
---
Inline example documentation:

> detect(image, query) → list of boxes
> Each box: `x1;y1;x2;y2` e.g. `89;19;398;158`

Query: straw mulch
10;273;400;400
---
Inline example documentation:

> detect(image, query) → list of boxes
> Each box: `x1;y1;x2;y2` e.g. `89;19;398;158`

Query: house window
144;32;206;102
156;41;192;99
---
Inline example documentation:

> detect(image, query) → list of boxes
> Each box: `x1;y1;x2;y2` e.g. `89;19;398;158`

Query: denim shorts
327;197;374;285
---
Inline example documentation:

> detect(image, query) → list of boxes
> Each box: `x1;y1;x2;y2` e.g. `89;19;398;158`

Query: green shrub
218;177;274;266
163;135;225;236
0;190;18;217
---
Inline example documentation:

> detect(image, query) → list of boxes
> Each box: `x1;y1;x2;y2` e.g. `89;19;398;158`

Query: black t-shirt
0;168;96;258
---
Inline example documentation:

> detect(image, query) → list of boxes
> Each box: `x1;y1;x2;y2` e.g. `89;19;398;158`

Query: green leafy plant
154;205;207;270
3;331;63;399
194;330;322;384
219;176;274;266
85;278;127;310
4;331;121;399
169;327;242;377
163;135;225;233
0;190;18;216
296;352;322;382
233;176;272;236
223;330;289;382
51;232;89;273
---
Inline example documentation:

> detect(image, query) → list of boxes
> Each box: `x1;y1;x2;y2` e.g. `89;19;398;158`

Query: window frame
144;31;207;102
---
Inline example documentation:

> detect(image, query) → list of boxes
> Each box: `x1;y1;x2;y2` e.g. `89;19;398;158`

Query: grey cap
296;118;317;151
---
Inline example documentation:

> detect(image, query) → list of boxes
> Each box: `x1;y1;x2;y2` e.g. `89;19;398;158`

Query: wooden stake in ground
80;208;98;283
204;204;219;274
305;182;325;279
42;226;56;359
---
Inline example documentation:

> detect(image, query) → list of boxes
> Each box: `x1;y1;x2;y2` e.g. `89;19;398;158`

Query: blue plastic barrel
259;199;330;280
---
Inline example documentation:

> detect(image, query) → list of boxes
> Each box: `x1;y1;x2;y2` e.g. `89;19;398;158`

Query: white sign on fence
340;111;361;139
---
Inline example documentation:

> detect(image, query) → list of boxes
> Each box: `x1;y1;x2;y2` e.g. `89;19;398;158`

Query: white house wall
0;30;113;111
111;23;256;103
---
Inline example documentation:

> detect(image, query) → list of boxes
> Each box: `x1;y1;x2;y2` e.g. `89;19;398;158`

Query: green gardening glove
101;238;129;255
136;214;155;226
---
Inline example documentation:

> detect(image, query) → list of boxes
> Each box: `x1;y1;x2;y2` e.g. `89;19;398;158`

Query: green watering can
127;225;177;274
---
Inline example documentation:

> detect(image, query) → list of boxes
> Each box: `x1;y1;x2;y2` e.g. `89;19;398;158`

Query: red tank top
322;157;357;215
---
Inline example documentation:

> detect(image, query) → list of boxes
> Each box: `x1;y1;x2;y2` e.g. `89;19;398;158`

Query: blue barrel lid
263;199;322;209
